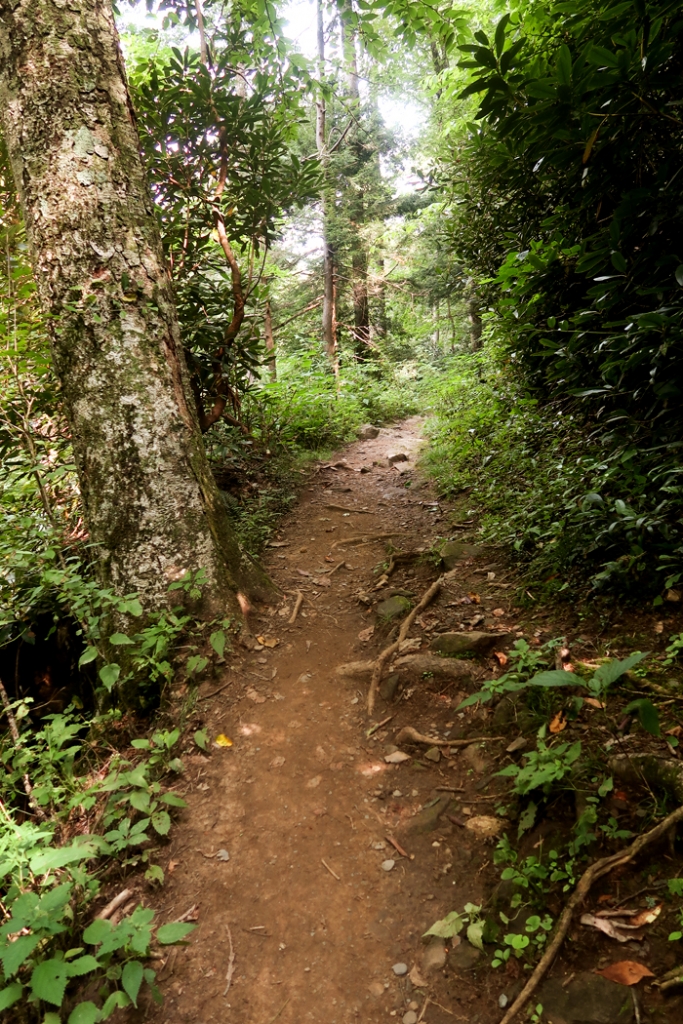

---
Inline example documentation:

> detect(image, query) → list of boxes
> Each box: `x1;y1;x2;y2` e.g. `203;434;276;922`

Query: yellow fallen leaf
549;711;567;734
215;734;233;747
257;636;280;648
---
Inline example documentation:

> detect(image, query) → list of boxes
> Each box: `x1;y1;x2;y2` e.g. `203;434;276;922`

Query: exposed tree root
498;802;683;1024
395;726;504;748
367;576;442;715
330;532;405;551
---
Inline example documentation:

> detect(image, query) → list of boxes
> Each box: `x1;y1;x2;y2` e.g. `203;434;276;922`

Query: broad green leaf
527;670;585;688
78;646;98;667
156;922;196;944
109;632;134;646
1;933;40;977
83;918;111;945
68;1002;100;1024
0;982;23;1011
30;958;68;1006
122;960;144;1006
100;991;131;1020
467;919;486;951
675;265;683;287
161;791;186;807
29;842;96;874
423;911;465;939
591;651;649;691
210;629;226;657
99;664;120;691
151;810;171;835
65;955;99;977
624;698;661;736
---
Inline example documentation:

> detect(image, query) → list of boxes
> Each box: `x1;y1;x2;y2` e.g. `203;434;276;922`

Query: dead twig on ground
96;888;134;921
174;904;198;923
288;591;304;624
267;998;290;1024
199;680;232;700
0;676;48;821
385;835;409;858
418;996;430;1022
366;714;394;738
325;504;374;514
321;858;341;880
499;801;683;1024
223;922;235;996
330;531;405;551
367;576;442;715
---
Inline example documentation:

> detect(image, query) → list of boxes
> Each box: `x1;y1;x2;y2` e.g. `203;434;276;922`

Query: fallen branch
96;888;134;921
174;904;199;923
396;726;504;748
0;677;48;822
499;801;683;1024
385;835;409;858
288;591;304;625
223;922;235;996
367;576;442;715
330;531;405;551
366;714;394;738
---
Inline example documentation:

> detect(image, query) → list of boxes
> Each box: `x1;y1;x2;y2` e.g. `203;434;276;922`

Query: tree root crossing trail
144;418;516;1024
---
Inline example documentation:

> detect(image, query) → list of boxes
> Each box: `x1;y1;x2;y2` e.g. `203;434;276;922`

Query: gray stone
403;1013;418;1024
379;673;402;701
405;794;452;834
358;424;380;440
449;941;481;971
392;962;408;976
394;653;472;681
537;973;633;1024
422;937;447;973
461;743;487;773
424;747;441;763
430;631;512;656
381;859;395;872
377;595;412;622
388;451;409;464
439;540;480;569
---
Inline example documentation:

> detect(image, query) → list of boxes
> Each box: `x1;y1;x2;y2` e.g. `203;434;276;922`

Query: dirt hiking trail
137;418;538;1024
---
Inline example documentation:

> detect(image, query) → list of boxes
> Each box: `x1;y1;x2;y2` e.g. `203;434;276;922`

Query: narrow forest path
141;418;521;1024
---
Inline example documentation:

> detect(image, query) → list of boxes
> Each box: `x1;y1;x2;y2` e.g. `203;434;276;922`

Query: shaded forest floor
125;418;683;1024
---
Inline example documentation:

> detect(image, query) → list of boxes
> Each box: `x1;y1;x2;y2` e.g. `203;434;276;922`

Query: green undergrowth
426;636;683;979
422;345;683;600
0;700;198;1023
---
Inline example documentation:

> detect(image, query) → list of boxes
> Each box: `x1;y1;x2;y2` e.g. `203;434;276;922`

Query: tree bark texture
0;0;273;610
316;0;338;374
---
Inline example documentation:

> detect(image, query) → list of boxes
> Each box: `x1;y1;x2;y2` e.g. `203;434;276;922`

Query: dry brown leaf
270;756;285;769
596;961;655;986
549;711;567;734
384;750;411;764
409;965;428;988
584;697;606;709
494;651;509;667
630;904;662;928
581;913;646;942
654;621;664;634
468;592;481;604
246;688;267;704
464;815;504;838
358;626;375;642
666;725;682;738
168;860;179;874
493;608;505;617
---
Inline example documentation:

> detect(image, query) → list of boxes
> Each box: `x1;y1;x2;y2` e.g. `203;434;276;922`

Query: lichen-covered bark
0;0;274;610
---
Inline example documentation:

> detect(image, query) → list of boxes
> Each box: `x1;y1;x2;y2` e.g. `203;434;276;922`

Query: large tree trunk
316;0;338;375
0;0;274;613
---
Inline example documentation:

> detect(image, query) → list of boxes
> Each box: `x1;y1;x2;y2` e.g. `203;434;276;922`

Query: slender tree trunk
316;0;338;374
0;0;274;613
264;298;276;380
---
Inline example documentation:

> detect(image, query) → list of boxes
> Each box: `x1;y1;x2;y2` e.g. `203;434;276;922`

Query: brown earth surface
124;417;683;1024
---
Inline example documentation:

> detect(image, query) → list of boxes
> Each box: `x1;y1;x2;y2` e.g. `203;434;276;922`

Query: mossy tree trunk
0;0;274;613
